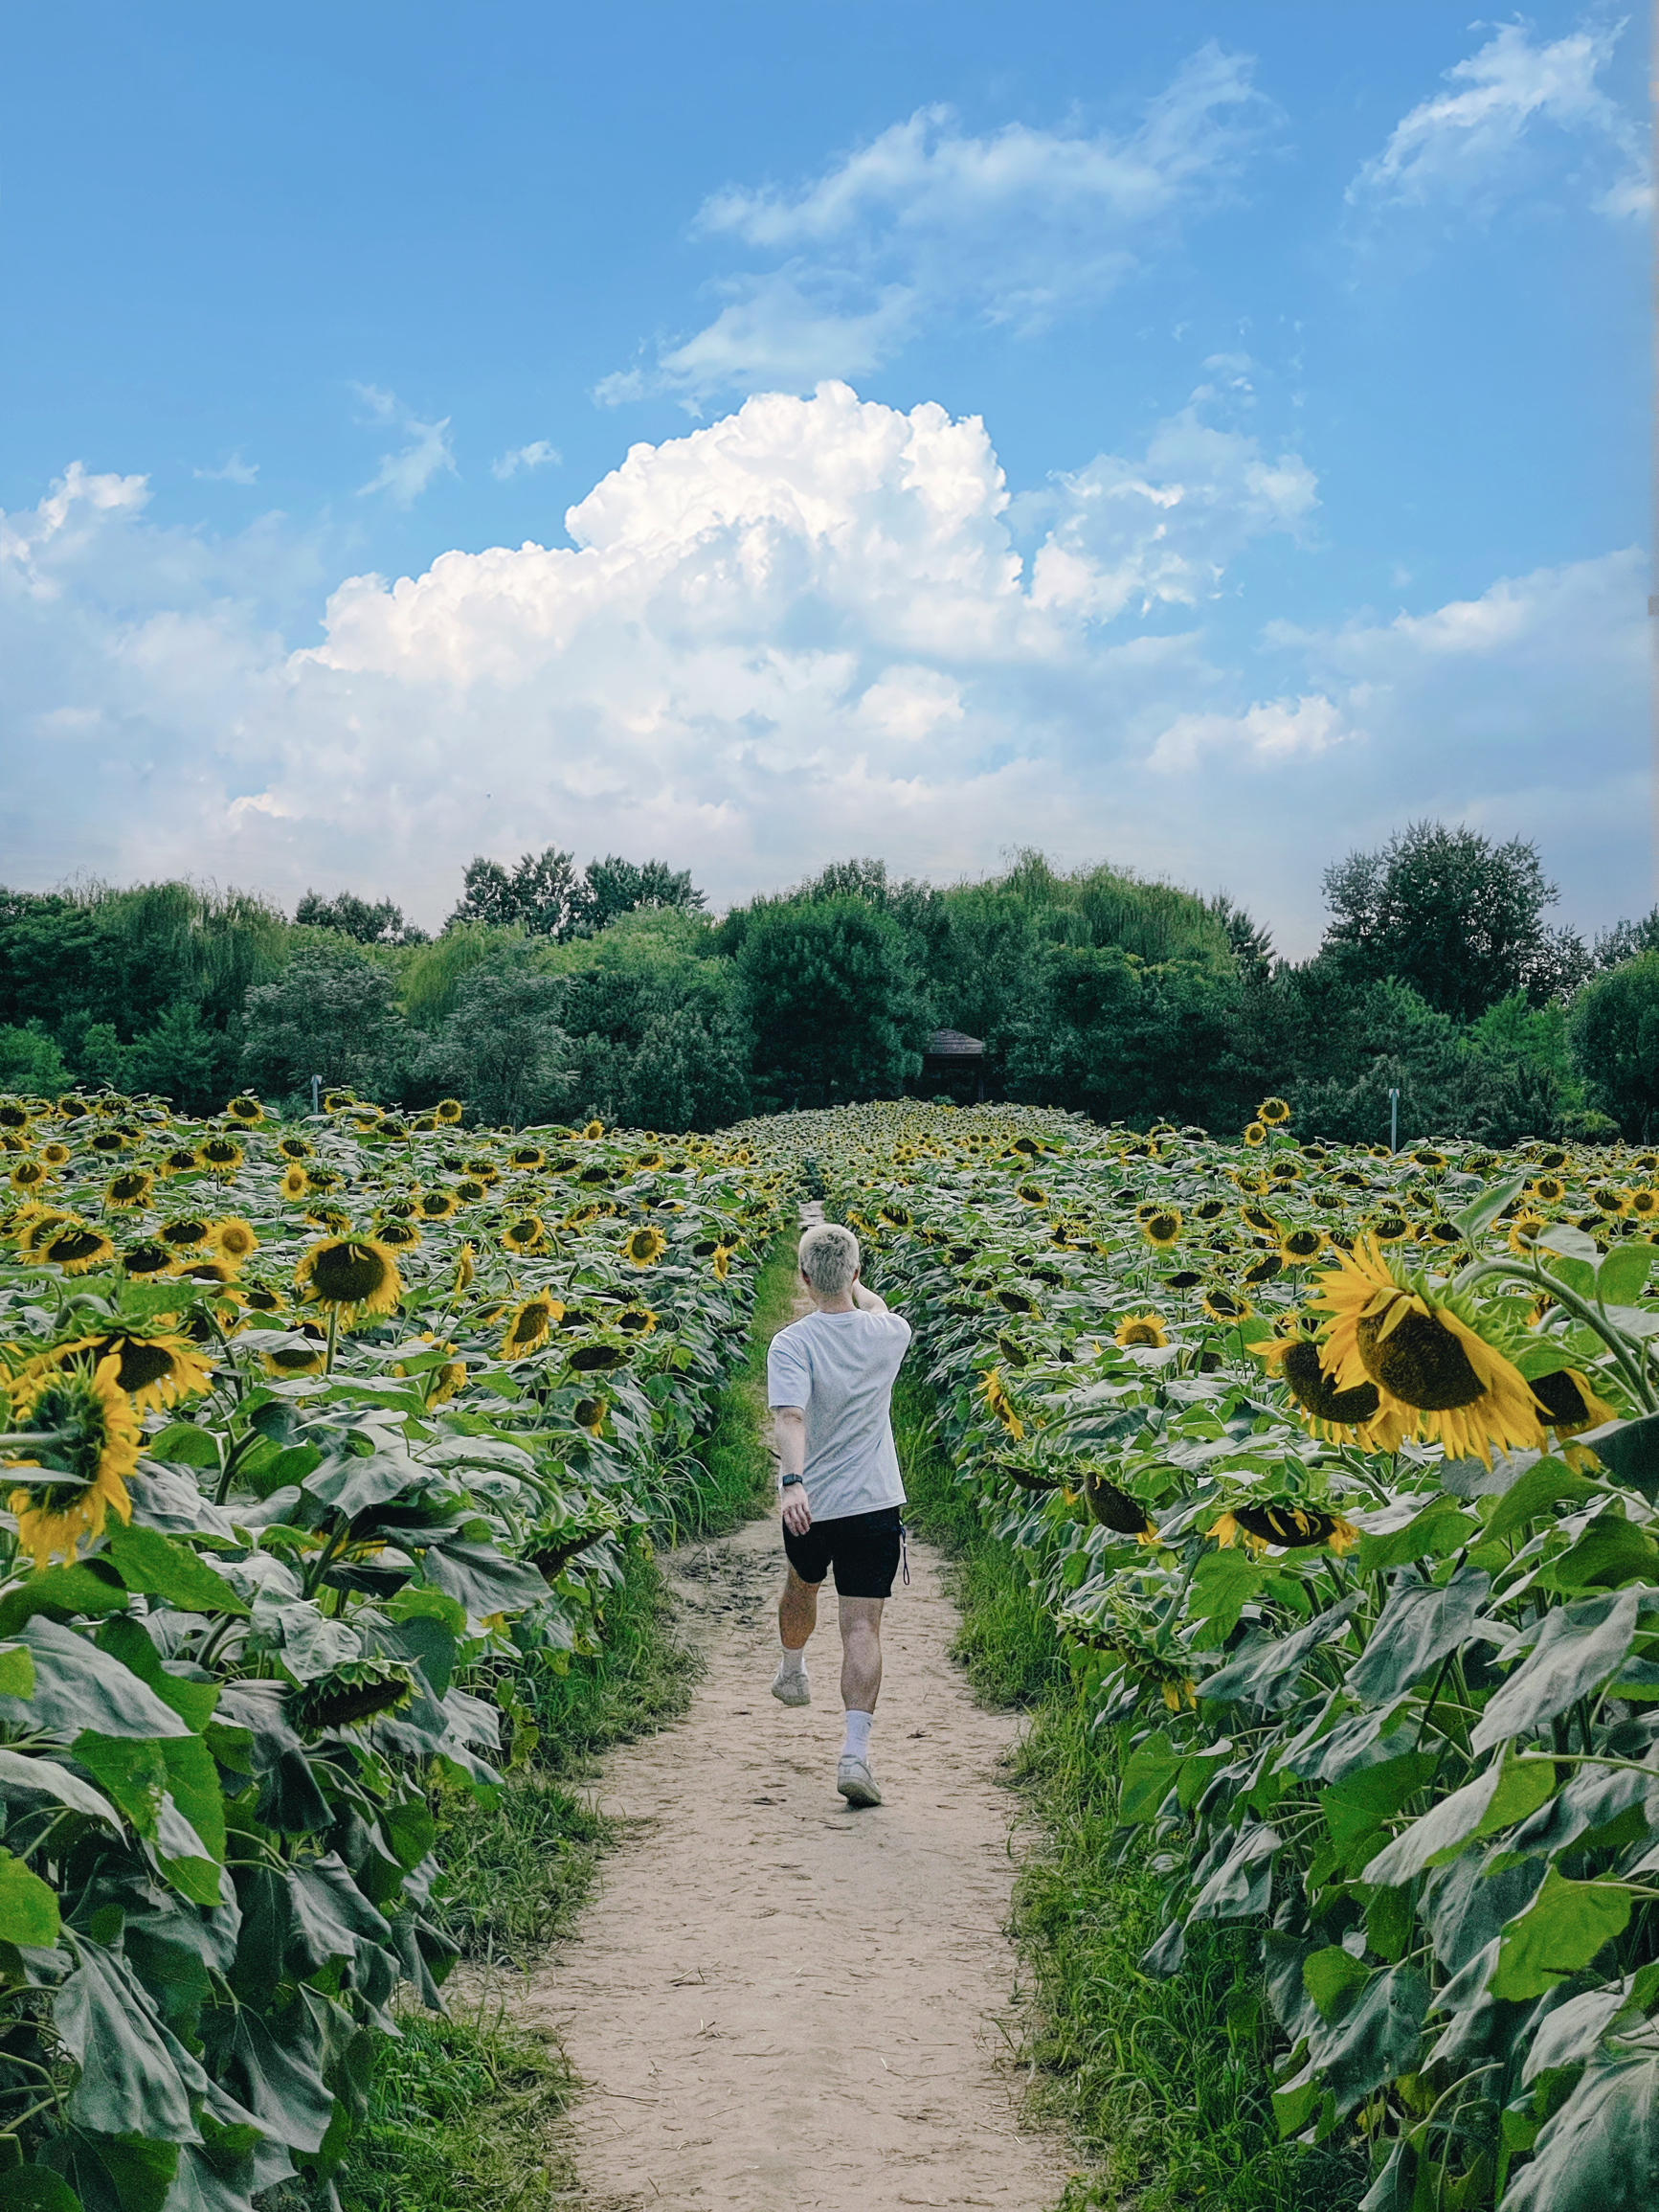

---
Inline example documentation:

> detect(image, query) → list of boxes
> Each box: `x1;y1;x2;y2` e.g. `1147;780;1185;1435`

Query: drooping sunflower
1243;1253;1284;1285
376;1219;423;1252
617;1306;657;1337
435;1099;465;1125
210;1217;260;1262
24;1327;213;1413
573;1394;607;1435
1279;1227;1325;1265
1141;1208;1182;1251
1530;1175;1567;1206
710;1244;733;1281
260;1325;328;1379
453;1243;476;1294
1530;1367;1617;1449
1252;1331;1410;1450
980;1367;1024;1440
418;1189;460;1221
1628;1188;1659;1222
501;1296;563;1359
295;1236;404;1320
277;1135;314;1162
3;1353;141;1568
158;1146;202;1177
509;1145;546;1170
103;1169;155;1210
1200;1287;1251;1323
169;1254;240;1287
570;1340;628;1373
38;1142;70;1168
1114;1312;1168;1348
158;1214;212;1250
34;1220;117;1275
9;1161;50;1195
1081;1469;1159;1542
624;1225;666;1269
1311;1234;1545;1465
1257;1097;1291;1127
120;1238;176;1279
1507;1210;1549;1255
279;1164;310;1201
452;1178;488;1205
1371;1214;1413;1245
1243;1122;1267;1148
1208;1501;1360;1559
225;1095;263;1125
304;1202;352;1235
196;1137;244;1172
1193;1198;1230;1224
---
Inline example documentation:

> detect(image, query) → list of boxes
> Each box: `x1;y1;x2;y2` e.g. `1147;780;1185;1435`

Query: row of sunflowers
0;1084;789;2210
728;1098;1659;2212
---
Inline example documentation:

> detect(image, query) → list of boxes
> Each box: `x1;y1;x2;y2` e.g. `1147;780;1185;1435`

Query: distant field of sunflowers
722;1097;1659;2212
0;1084;786;2210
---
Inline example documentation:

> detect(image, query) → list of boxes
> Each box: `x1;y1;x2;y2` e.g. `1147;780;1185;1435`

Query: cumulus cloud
1;395;1648;955
491;440;562;482
1350;20;1649;220
192;452;259;485
351;384;457;508
603;44;1277;404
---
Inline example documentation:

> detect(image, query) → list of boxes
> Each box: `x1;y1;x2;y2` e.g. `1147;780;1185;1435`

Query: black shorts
781;1504;904;1599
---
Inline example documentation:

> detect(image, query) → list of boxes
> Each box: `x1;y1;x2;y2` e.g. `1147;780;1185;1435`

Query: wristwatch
780;1474;804;1488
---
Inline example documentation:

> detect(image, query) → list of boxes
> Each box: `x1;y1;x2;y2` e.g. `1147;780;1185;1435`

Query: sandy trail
520;1510;1069;2211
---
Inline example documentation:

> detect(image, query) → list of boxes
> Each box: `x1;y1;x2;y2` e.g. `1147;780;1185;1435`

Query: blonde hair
799;1222;860;1297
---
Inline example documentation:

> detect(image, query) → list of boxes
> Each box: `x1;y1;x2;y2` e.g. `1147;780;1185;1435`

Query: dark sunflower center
101;1340;177;1390
1356;1302;1484;1411
1281;1339;1382;1423
310;1244;391;1302
509;1305;552;1346
1531;1369;1592;1427
1120;1321;1159;1344
46;1230;106;1265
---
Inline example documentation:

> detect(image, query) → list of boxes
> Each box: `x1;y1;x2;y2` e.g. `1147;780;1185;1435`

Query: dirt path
520;1511;1070;2211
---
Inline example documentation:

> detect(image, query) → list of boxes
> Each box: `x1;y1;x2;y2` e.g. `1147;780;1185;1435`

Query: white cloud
1350;21;1649;220
0;395;1648;958
604;44;1276;404
192;452;259;485
1147;693;1355;773
491;440;562;482
351;385;457;508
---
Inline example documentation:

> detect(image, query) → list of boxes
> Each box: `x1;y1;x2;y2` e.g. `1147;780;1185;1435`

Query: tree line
3;824;1657;1141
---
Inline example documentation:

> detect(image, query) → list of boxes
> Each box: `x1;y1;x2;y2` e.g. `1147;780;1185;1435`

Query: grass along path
327;1242;800;2212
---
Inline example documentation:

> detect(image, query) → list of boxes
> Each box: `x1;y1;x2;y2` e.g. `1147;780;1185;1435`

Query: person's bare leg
778;1566;819;1651
838;1596;884;1712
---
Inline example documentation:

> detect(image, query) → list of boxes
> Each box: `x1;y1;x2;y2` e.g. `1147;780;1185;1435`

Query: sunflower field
0;1085;786;2210
727;1098;1659;2211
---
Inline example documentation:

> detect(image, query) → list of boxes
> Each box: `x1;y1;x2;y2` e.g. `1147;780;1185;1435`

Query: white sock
777;1644;806;1678
842;1710;873;1762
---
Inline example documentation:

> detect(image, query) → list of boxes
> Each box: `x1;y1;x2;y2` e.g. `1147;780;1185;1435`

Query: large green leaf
1348;1569;1489;1706
1500;2053;1659;2210
92;1619;217;1732
69;1735;224;1903
1362;1749;1556;1887
0;1622;192;1741
0;2172;83;2211
1355;1502;1480;1576
1539;1516;1659;1592
1302;1946;1371;2022
0;1850;58;1946
1471;1589;1644;1752
54;1944;205;2142
1186;1822;1281;1924
0;1562;129;1636
1579;1412;1659;1500
53;2132;178;2212
103;1525;248;1618
214;2009;335;2156
1453;1171;1531;1242
1489;1865;1632;2001
1320;1752;1439;1873
0;1746;122;1830
1118;1731;1183;1825
1199;1593;1360;1712
1486;1456;1601;1546
1307;1963;1428;2116
415;1539;549;1620
1596;1241;1655;1305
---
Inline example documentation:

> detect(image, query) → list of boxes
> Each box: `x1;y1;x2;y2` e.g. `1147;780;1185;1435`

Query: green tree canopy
241;941;408;1105
294;889;427;944
736;898;930;1111
1569;953;1659;1140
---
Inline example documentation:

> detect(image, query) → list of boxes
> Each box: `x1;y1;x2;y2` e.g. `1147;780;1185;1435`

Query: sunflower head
502;1216;546;1254
262;1327;328;1378
582;1119;605;1140
1141;1208;1182;1251
25;1327;212;1413
322;1091;355;1116
38;1142;70;1168
9;1161;50;1194
295;1236;404;1318
1114;1312;1168;1349
210;1217;260;1262
573;1394;608;1435
418;1189;459;1221
103;1169;155;1209
1531;1366;1617;1441
121;1238;176;1279
225;1095;263;1124
277;1135;314;1162
509;1145;546;1170
1280;1227;1324;1264
624;1225;667;1269
158;1146;201;1177
376;1219;423;1251
453;1243;476;1294
1257;1097;1291;1127
1243;1122;1267;1148
435;1099;465;1125
3;1353;141;1568
1200;1287;1251;1323
196;1137;244;1172
35;1221;117;1275
280;1164;310;1200
711;1244;733;1281
1507;1210;1548;1254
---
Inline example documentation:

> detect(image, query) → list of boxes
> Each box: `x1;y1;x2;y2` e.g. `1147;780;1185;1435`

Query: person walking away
768;1223;911;1807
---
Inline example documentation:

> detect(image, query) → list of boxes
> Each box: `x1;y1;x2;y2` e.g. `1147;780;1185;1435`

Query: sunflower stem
325;1302;341;1376
1456;1255;1656;1412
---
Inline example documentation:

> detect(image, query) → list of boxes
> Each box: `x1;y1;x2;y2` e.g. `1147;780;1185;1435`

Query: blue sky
1;2;1649;952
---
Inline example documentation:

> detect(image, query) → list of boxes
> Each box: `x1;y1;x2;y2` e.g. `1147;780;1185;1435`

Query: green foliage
241;939;409;1104
736;897;931;1110
0;1022;70;1095
412;953;572;1127
1569;953;1659;1140
0;1094;791;2203
295;892;427;947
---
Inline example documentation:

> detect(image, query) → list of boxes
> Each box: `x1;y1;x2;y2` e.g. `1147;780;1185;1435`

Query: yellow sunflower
1141;1208;1182;1251
1507;1210;1549;1254
8;1162;50;1195
295;1236;404;1320
210;1217;260;1262
1279;1227;1325;1264
435;1098;465;1125
225;1095;263;1124
103;1169;154;1209
624;1225;667;1269
279;1164;310;1200
1208;1501;1360;1559
375;1219;423;1251
1114;1312;1169;1348
1628;1188;1659;1221
38;1142;70;1168
1310;1235;1545;1464
23;1328;213;1413
1243;1122;1267;1148
1251;1331;1410;1451
3;1353;141;1568
617;1306;657;1337
980;1367;1024;1440
582;1119;604;1140
1257;1097;1291;1126
120;1238;176;1279
1530;1367;1616;1449
1200;1286;1252;1323
453;1243;476;1294
262;1327;328;1378
196;1137;244;1172
34;1220;116;1275
711;1244;733;1280
277;1135;314;1162
417;1189;460;1221
573;1394;608;1435
501;1296;563;1359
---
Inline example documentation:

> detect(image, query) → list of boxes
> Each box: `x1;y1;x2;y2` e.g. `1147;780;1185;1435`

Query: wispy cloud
1349;20;1649;221
599;43;1278;406
192;452;259;485
351;384;457;508
490;440;562;482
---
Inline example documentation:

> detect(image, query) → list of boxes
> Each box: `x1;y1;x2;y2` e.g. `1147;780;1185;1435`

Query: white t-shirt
766;1307;912;1523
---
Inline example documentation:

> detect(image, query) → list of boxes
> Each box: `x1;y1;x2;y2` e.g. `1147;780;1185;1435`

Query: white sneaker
772;1659;810;1707
837;1755;882;1807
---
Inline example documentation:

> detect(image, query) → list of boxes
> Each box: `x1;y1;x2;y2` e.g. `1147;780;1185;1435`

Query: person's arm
774;1407;811;1532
